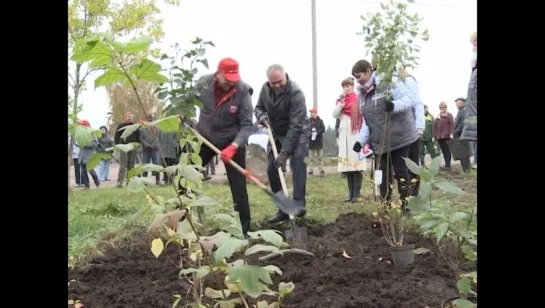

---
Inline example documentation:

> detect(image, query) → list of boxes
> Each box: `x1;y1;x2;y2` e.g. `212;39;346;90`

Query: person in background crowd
77;120;100;189
308;107;326;176
194;58;254;236
396;64;425;196
139;115;161;185
333;77;366;203
420;105;438;165
450;98;473;172
159;128;180;185
97;126;114;181
255;63;310;223
434;101;454;170
206;159;216;176
351;59;415;211
114;111;140;188
462;31;477;170
72;142;81;187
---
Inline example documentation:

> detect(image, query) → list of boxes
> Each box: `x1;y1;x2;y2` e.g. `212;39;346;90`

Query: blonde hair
399;64;409;79
470;31;477;43
439;101;448;109
341;77;354;87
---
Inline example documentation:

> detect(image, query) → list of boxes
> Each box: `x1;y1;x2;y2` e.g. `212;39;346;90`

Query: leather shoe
267;211;288;224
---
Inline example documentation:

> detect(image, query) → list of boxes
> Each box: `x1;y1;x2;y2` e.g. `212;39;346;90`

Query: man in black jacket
308;107;325;176
255;64;310;224
195;57;254;236
114;111;140;188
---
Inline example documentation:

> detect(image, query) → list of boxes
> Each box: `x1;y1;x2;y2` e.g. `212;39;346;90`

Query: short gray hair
266;64;284;75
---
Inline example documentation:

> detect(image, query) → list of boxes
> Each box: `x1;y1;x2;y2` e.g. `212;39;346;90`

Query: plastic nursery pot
441;295;477;308
389;244;415;267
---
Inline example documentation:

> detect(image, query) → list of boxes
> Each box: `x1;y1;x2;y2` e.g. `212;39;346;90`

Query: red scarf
337;92;362;134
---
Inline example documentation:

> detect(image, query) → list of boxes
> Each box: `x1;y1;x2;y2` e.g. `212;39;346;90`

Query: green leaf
216;298;241;308
87;152;112;170
418;181;432;198
279;281;295;296
245;244;279;256
154;115;181;132
204;287;231;299
94;68;128;88
129;59;169;83
139;163;164;173
227;265;273;298
73;125;101;147
453;298;476;308
407;195;428;211
262;264;282;275
461;245;477;261
164;165;179;175
70;41;112;68
247;230;284;247
190;196;219;207
402;157;422;175
126;177;153;192
449;211;469;224
179;266;211;279
456;276;471;296
434;180;465;195
115;142;139;153
413;247;430;255
179;165;203;184
435;222;449;244
119;123;142;142
214;237;248;262
429;156;441;177
124;35;152;53
190;153;203;166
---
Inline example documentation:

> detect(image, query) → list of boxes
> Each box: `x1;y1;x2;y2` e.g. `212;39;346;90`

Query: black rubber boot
344;172;355;202
267;211;288;224
351;172;363;203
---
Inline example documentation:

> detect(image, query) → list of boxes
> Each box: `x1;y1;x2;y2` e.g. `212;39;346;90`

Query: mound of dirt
68;214;465;308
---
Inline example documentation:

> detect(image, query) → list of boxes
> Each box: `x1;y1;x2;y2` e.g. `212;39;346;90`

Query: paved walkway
69;156;465;190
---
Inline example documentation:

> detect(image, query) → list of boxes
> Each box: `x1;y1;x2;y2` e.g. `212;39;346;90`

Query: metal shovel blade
272;191;305;216
284;218;308;247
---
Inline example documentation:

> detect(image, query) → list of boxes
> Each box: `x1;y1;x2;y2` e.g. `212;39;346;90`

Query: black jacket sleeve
453;108;466;138
281;90;307;155
114;123;123;144
254;83;268;120
334;118;340;132
316;118;326;134
233;85;254;147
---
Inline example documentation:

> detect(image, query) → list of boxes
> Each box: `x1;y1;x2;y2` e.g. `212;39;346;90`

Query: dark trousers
345;171;363;199
438;139;452;168
200;144;251;233
408;139;421;196
460;157;471;172
163;158;178;184
73;158;81;185
375;145;411;201
267;139;307;207
118;149;137;185
81;164;99;188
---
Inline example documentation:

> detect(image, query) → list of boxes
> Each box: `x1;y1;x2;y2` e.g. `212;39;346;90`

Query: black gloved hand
258;114;269;127
352;142;362;153
385;99;395;113
335;131;339;138
274;151;288;170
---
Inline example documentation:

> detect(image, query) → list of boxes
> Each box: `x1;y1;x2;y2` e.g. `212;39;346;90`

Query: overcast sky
75;0;476;129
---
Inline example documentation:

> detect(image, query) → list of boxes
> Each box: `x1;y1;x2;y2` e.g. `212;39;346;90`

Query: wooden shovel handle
265;122;289;196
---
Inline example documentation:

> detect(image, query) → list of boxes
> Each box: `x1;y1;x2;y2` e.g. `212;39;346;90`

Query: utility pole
311;0;318;109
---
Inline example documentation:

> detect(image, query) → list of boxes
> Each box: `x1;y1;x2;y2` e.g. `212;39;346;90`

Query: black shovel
264;122;308;246
187;127;306;227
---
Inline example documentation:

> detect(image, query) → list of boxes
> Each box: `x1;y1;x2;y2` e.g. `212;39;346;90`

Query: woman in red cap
332;77;368;203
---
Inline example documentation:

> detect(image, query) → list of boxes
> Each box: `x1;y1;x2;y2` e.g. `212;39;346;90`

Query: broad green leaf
434;180;465;195
262;264;282;275
453;298;476;308
190;153;203;166
164;165;179;175
73;125;101;147
247;230;284;247
279;281;295;296
461;245;477;261
129;59;169;83
214;237;248;262
179;165;203;184
154;115;181;132
413;247;430;255
119;123;142;141
407;195;428;211
204;287;230;299
179;266;211;279
418;181;432;199
402;157;422;175
139;163;164;173
176;219;198;241
94;68;128;88
216;298;241;308
115;142;139;153
256;301;269;308
435;222;449;244
126;176;147;192
429;156;441;177
151;238;164;258
87;152;112;170
456;276;471;296
191;196;219;207
245;244;279;256
70;41;112;68
449;211;469;224
124;35;152;53
227;265;273;298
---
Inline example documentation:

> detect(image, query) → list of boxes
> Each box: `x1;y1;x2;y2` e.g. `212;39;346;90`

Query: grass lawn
68;167;476;262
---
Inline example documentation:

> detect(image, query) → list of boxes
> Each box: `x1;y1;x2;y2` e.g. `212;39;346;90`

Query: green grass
68;169;476;261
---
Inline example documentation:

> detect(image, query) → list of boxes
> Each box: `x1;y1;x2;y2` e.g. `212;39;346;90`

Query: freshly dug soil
68;213;464;308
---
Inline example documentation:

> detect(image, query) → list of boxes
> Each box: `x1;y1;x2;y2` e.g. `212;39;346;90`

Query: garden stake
265;121;308;246
186;125;306;223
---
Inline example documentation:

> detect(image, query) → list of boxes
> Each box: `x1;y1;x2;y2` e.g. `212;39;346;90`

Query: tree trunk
68;63;82;194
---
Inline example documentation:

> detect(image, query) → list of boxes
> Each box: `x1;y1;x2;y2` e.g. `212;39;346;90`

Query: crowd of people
71;32;477;237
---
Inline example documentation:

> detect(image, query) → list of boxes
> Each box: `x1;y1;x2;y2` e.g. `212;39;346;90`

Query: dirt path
70;156;464;190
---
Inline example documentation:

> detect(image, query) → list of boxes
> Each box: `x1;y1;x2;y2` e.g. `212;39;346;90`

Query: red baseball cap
78;119;90;127
309;107;317;113
218;58;241;82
